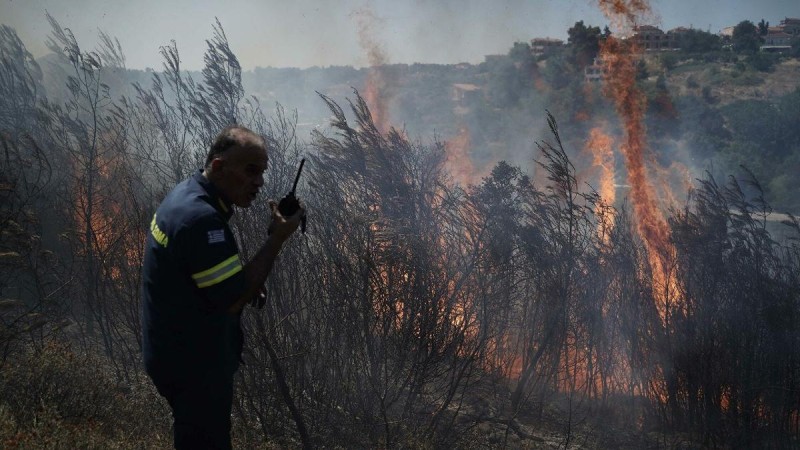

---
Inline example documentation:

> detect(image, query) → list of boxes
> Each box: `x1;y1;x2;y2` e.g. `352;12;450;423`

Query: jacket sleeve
181;214;247;311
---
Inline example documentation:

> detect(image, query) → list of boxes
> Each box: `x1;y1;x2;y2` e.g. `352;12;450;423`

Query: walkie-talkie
277;158;306;233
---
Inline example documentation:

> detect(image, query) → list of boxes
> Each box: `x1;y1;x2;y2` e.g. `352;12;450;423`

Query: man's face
213;143;268;208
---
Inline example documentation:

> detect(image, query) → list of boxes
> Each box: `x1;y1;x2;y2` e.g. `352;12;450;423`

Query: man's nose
255;173;264;187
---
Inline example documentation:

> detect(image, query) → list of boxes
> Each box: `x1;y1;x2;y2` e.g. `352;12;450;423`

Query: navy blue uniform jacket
142;170;247;383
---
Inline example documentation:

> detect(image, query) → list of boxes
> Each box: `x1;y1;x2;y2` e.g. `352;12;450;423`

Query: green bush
746;52;777;72
660;53;678;71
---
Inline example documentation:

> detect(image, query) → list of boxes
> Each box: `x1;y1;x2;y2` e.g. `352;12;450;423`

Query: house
584;58;605;83
761;27;794;53
530;38;564;56
779;17;800;36
452;83;481;103
633;25;671;51
666;27;692;50
764;29;794;46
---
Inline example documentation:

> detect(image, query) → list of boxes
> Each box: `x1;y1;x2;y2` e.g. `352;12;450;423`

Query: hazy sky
2;0;798;70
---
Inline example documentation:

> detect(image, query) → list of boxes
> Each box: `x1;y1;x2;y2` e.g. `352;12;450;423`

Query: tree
567;21;603;68
791;36;800;57
732;20;762;53
660;52;678;71
677;29;721;53
0;26;44;138
482;41;543;109
758;19;769;36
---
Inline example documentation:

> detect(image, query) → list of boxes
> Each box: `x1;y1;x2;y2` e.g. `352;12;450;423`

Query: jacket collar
193;170;234;221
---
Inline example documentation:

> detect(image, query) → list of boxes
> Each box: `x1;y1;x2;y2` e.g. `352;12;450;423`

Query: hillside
661;56;800;103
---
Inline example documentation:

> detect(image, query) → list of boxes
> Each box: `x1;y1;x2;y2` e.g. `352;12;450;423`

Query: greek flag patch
207;229;225;244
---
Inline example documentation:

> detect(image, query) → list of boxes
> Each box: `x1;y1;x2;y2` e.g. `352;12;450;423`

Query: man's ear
209;157;225;173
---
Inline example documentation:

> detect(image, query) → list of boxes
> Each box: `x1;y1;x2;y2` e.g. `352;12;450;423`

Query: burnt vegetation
2;17;800;449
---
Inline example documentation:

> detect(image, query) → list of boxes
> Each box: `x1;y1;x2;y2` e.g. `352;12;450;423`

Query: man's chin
235;192;259;208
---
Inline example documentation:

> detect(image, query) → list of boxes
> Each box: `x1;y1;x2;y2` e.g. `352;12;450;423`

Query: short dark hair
205;125;265;167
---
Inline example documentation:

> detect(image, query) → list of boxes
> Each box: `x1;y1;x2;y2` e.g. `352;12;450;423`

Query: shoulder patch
151;214;169;247
207;229;226;244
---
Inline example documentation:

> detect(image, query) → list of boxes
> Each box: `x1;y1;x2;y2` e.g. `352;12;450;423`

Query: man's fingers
290;201;306;220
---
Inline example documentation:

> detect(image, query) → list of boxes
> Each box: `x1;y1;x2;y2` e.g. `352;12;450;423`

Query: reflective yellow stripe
191;254;242;288
150;214;168;247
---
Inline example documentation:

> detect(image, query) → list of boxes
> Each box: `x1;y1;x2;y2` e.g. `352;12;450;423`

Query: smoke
444;125;480;187
352;5;394;134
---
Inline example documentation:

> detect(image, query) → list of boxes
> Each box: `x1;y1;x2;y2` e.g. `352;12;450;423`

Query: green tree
758;19;769;36
508;41;536;88
540;53;574;90
732;20;762;53
678;29;722;53
567;20;603;68
791;36;800;57
660;52;678;71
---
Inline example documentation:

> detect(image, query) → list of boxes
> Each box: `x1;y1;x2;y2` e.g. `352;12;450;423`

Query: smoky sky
1;0;797;70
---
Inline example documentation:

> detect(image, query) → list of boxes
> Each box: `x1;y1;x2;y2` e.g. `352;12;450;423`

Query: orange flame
597;0;653;32
597;1;681;320
71;145;144;284
444;126;480;187
354;7;392;134
585;126;616;241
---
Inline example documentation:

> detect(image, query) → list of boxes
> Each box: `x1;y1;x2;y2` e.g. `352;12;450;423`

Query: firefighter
141;125;304;449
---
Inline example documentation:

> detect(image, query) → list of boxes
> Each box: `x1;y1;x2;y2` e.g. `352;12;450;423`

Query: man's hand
248;200;305;310
267;199;305;243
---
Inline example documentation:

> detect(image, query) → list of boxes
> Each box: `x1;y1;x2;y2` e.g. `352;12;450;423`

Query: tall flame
444;126;479;187
585;125;616;241
354;6;392;134
597;0;680;318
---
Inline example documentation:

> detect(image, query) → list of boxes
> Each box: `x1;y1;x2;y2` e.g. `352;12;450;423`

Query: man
141;125;304;449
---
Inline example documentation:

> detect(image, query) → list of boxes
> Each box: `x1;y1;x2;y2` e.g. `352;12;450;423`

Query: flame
596;2;682;321
585;126;616;241
72;153;118;256
71;141;144;285
533;71;548;92
597;0;653;32
354;6;392;134
444;126;480;187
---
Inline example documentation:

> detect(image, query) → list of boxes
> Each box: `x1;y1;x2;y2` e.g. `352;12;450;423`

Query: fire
71;142;144;284
596;1;682;320
364;71;389;134
597;0;652;31
585;125;616;241
354;6;392;134
444;126;479;187
72;153;118;256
